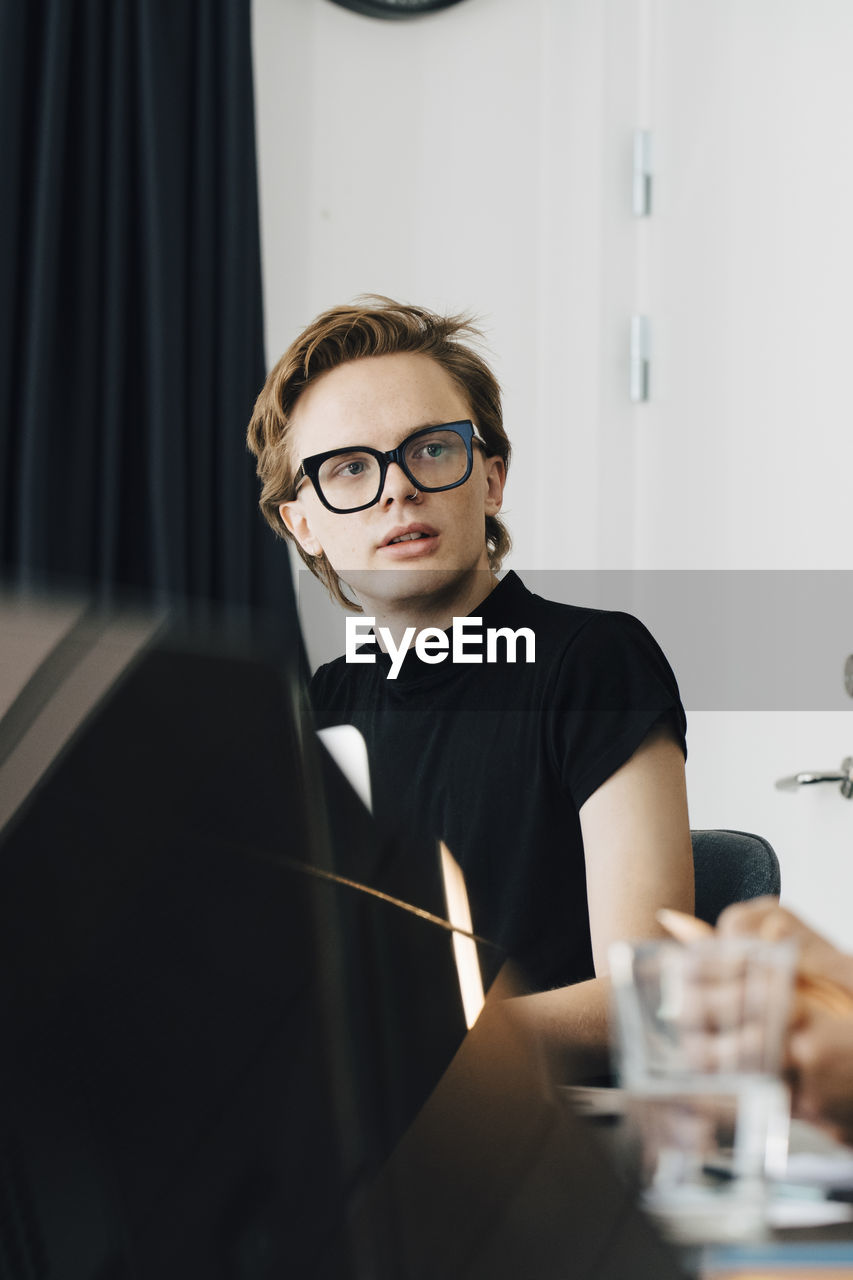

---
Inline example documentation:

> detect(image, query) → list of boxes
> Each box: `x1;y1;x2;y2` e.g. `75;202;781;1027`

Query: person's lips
380;523;439;547
378;524;440;556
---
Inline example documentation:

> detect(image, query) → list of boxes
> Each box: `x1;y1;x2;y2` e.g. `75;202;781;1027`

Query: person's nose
380;460;419;506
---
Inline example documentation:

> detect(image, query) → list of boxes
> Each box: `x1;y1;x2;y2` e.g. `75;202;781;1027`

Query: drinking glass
609;936;796;1244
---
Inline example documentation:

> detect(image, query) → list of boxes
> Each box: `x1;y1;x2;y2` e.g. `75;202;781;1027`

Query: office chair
691;828;781;926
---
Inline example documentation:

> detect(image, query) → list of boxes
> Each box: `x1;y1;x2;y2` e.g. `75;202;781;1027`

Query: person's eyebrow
308;420;477;456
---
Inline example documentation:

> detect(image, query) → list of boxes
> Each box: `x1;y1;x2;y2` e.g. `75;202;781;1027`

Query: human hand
674;940;790;1074
717;898;853;1000
717;899;853;1140
783;996;853;1144
656;907;795;1071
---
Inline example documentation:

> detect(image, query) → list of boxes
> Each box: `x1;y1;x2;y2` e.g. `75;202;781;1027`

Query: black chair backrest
691;828;781;926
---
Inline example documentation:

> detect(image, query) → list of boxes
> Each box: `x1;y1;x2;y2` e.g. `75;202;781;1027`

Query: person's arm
513;723;694;1075
717;899;853;1142
582;722;694;973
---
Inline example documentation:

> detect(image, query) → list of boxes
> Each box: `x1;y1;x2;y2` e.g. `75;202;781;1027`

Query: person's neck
364;569;501;652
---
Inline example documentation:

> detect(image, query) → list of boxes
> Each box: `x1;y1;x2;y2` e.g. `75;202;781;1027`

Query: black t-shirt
311;571;687;992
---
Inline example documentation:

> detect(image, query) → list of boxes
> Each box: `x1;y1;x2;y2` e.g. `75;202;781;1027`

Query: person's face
279;352;506;614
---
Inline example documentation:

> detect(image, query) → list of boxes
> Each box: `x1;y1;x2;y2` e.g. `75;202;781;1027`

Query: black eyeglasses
294;419;486;514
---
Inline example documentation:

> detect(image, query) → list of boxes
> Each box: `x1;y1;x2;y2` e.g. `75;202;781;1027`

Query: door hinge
630;315;651;402
633;129;653;217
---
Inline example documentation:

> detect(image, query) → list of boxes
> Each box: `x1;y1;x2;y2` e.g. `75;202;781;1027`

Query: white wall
252;0;636;571
631;0;853;945
635;0;853;570
252;0;853;944
686;711;853;945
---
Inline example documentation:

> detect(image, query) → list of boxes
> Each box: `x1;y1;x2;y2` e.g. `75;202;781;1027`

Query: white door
631;0;853;946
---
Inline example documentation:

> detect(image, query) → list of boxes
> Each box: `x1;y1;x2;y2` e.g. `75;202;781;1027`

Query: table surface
563;1087;853;1277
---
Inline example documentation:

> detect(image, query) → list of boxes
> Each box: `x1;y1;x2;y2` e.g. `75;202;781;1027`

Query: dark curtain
0;0;291;612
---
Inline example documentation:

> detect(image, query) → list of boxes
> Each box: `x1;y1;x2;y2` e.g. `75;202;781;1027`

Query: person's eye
331;457;367;479
412;440;446;461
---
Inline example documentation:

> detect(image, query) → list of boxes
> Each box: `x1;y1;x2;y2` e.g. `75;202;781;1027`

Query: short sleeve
310;658;354;730
548;611;687;810
310;662;334;726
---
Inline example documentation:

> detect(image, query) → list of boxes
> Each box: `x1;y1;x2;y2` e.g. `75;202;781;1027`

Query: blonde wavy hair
246;296;512;610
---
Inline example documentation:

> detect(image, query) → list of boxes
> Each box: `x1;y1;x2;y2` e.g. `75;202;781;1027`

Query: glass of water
609;935;796;1244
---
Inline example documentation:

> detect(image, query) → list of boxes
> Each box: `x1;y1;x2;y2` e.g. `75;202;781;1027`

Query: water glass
609;936;796;1244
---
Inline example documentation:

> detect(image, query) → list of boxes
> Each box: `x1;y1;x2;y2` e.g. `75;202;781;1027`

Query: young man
247;297;693;1067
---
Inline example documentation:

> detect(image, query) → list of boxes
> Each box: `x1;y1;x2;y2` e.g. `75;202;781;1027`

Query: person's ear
279;499;323;557
483;455;506;517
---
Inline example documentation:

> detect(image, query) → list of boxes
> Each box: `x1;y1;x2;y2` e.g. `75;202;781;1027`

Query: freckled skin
279;352;506;636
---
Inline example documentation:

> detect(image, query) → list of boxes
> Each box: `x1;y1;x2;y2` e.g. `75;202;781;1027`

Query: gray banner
297;569;853;712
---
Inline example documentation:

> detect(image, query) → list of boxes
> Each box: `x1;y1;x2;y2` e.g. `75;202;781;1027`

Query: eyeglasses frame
293;419;488;515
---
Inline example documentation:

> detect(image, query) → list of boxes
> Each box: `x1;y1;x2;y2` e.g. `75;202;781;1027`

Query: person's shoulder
498;573;647;649
487;571;596;634
557;606;674;679
567;607;657;647
310;654;352;718
311;653;349;680
310;636;390;721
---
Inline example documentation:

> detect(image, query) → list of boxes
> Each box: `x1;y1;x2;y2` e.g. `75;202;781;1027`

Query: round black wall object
328;0;468;18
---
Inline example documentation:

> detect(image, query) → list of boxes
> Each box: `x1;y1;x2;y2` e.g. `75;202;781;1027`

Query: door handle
775;757;853;798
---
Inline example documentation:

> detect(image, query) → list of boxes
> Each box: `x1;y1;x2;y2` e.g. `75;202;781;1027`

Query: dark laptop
0;591;687;1279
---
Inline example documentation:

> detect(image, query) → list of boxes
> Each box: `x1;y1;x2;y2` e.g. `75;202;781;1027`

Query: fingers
717;897;802;942
717;900;853;993
682;1021;768;1073
788;989;812;1031
787;1011;853;1145
671;947;793;1074
705;904;853;1142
